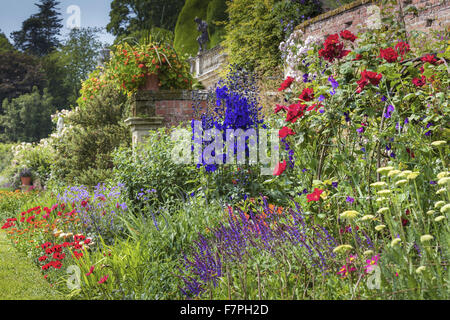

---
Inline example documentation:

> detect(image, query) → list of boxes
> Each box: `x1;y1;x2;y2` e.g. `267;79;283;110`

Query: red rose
299;87;314;102
273;160;287;176
421;54;438;65
285;103;306;123
318;34;350;62
412;75;426;87
379;47;398;63
274;104;288;114
340;30;357;42
279;126;296;138
356;70;382;93
278;76;295;91
307;188;323;202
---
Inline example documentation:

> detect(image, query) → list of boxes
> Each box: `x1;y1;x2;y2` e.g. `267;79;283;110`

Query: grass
0;231;64;300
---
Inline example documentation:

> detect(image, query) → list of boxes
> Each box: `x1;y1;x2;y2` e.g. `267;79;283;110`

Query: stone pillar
125;90;164;148
124;116;164;147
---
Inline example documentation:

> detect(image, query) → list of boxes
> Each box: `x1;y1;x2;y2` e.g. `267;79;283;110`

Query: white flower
416;266;426;274
438;177;450;185
388;170;401;177
370;181;387;188
377;166;394;174
436;188;447;195
375;224;386;231
440;203;450;214
420;234;434;243
333;244;353;253
361;214;375;221
431;140;446;146
340;210;359;220
395;179;408;186
437;171;449;179
377;189;391;195
363;250;374;256
434;215;446;222
391;238;401;247
426;210;435;215
377;207;389;214
435;201;445;209
407;172;420;180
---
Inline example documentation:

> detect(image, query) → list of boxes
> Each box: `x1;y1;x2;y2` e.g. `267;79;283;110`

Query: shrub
52;85;130;186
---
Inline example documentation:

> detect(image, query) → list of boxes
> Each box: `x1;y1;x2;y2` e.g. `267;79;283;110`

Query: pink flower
278;126;295;138
273;160;287;176
98;275;109;284
364;255;379;273
86;265;95;276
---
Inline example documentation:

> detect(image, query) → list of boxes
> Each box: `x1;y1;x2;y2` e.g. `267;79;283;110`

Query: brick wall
296;0;450;41
155;99;208;127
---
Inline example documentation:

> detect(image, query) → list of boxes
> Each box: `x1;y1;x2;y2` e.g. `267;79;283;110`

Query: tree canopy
107;0;185;37
11;0;63;56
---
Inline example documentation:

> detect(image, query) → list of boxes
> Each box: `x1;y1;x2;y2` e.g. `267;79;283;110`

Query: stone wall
125;90;209;147
188;46;228;89
296;0;449;41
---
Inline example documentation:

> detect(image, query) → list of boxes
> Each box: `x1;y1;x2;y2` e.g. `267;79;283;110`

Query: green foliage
52;85;130;185
0;31;14;53
112;127;201;207
58;27;105;106
174;0;212;56
107;0;185;37
0;51;47;109
206;0;228;48
11;0;63;56
0;143;15;175
115;27;175;46
0;87;55;143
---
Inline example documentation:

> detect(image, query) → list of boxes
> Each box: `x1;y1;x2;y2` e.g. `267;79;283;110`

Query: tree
0;87;55;142
0;30;14;53
60;27;105;105
11;0;63;56
222;0;322;76
0;51;46;106
206;0;228;48
107;0;185;37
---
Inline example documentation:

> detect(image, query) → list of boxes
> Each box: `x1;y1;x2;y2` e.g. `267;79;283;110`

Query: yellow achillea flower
437;171;449;179
426;210;435;215
431;140;446;146
395;179;408;186
434;216;446;222
388;170;401;177
377;189;391;195
407;172;420;180
340;210;359;220
377;166;394;174
436;188;446;195
377;207;389;214
420;234;434;243
416;266;426;274
361;214;375;221
435;201;445;209
376;197;387;202
438;177;450;185
375;224;386;231
391;238;401;247
363;250;374;256
370;181;387;188
333;244;353;253
440;203;450;214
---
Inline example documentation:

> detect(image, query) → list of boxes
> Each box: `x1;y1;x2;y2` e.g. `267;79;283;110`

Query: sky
0;0;115;45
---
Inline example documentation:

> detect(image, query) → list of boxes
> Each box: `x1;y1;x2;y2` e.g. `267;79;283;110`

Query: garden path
0;230;64;300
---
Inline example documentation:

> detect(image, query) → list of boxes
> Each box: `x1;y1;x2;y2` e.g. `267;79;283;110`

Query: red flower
274;104;288;114
98;275;109;284
38;256;48;262
395;41;410;59
74;234;85;242
356;70;382;93
379;47;398;63
352;54;363;61
298;87;314;102
86;265;95;276
81;200;88;207
278;76;295;91
53;252;66;260
26;215;35;223
285;103;307;123
340;30;357;42
412;75;426;87
307;103;322;112
421;54;438;65
406;148;415;158
279;126;296;138
307;188;323;202
273;160;287;176
319;34;350;62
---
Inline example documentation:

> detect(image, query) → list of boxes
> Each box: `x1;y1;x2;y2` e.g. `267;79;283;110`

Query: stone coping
132;89;211;101
295;0;378;31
